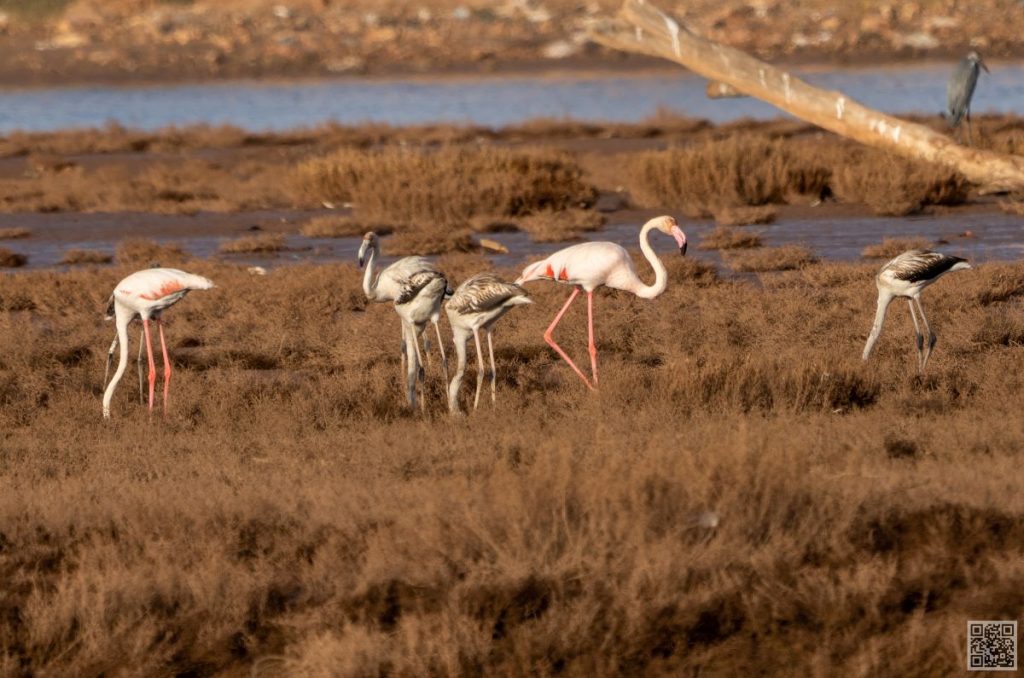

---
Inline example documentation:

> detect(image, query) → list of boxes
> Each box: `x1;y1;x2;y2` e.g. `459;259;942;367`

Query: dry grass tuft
0;247;27;267
832;152;969;216
724;245;817;272
60;249;113;265
219;233;287;254
299;216;394;238
714;205;777;227
698;226;763;251
115;238;188;266
293;146;597;225
629;135;830;217
861;237;932;259
998;200;1024;216
384;229;477;256
0;227;30;239
517;209;606;243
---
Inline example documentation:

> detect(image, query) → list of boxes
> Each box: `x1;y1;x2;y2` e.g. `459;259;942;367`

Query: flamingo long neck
631;221;669;300
362;243;381;300
102;310;131;418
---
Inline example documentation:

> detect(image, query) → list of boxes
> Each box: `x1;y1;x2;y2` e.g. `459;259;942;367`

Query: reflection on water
0;63;1022;132
9;210;1023;272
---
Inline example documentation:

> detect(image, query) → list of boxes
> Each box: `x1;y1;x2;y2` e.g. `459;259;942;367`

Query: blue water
0;63;1020;132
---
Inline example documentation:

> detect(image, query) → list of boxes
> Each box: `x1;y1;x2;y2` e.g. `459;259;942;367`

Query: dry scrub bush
698;226;762;250
832;151;969;216
724;245;816;272
861;237;932;259
384;229;476;256
714;205;777;226
115;238;188;266
293;146;597;225
299;215;393;238
3;257;1024;674
0;247;27;267
219;233;287;254
0;227;30;239
629;135;830;217
60;249;113;265
517;209;606;243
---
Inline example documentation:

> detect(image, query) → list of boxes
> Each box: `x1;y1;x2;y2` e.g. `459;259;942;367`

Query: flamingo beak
358;255;364;268
671;224;688;255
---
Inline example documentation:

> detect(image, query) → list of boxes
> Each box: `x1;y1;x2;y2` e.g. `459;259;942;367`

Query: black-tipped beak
358;256;364;268
981;61;990;73
680;242;688;256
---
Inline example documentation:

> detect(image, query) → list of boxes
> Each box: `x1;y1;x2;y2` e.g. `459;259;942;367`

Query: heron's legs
136;328;145;404
914;297;937;371
966;111;974;147
472;328;486;410
907;299;925;371
543;287;594;390
157;320;171;414
587;290;598;387
433;319;449;385
141;318;157;412
487;331;497;404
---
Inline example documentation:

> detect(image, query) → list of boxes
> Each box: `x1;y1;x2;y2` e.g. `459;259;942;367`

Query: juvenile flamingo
358;231;450;408
445;273;531;413
515;215;687;390
102;267;214;418
863;249;971;371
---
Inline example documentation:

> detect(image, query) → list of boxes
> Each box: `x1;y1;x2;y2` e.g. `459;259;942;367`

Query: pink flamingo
102;267;214;419
515;215;687;390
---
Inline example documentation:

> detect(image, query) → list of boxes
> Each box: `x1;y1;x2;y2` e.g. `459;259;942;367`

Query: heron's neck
632;222;669;300
362;244;380;299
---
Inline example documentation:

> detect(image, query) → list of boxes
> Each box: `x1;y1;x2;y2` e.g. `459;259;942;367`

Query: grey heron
946;50;989;146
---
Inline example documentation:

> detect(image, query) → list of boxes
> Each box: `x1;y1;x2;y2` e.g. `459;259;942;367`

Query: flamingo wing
449;274;527;314
395;270;447;305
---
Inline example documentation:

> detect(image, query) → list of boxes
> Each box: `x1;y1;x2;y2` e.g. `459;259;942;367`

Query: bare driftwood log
591;0;1024;192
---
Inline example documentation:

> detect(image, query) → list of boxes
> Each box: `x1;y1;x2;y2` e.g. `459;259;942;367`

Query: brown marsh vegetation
59;248;113;265
862;237;934;260
1;115;1020;254
0;247;27;267
698;226;763;251
3;252;1024;674
0;228;30;240
723;244;817;272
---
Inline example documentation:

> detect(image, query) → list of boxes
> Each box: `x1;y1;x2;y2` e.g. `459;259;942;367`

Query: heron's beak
981;60;990;73
670;224;688;256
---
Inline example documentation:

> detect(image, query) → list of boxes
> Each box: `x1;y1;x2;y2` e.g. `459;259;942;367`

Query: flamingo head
651;215;687;255
357;231;379;268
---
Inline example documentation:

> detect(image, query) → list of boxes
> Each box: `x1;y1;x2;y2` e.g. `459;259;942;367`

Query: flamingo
358;231;450;408
445;273;531;413
102;267;214;419
862;249;971;371
515;215;687;390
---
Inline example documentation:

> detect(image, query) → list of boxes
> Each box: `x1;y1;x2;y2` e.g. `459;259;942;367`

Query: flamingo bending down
515;215;687;390
358;231;450;408
445;273;531;413
102;267;214;418
862;249;971;371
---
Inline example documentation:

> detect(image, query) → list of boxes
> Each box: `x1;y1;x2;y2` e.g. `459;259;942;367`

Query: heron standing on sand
947;50;989;146
862;249;970;372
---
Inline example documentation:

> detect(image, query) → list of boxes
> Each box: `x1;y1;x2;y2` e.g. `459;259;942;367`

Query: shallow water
7;209;1019;273
0;63;1020;132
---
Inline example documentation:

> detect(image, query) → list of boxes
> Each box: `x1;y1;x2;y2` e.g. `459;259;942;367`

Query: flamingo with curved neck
516;215;686;390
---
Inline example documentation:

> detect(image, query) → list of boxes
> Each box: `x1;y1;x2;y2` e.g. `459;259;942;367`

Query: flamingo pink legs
141;318;173;414
142;318;157;411
158;320;172;413
587;289;598;386
543;287;597;391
